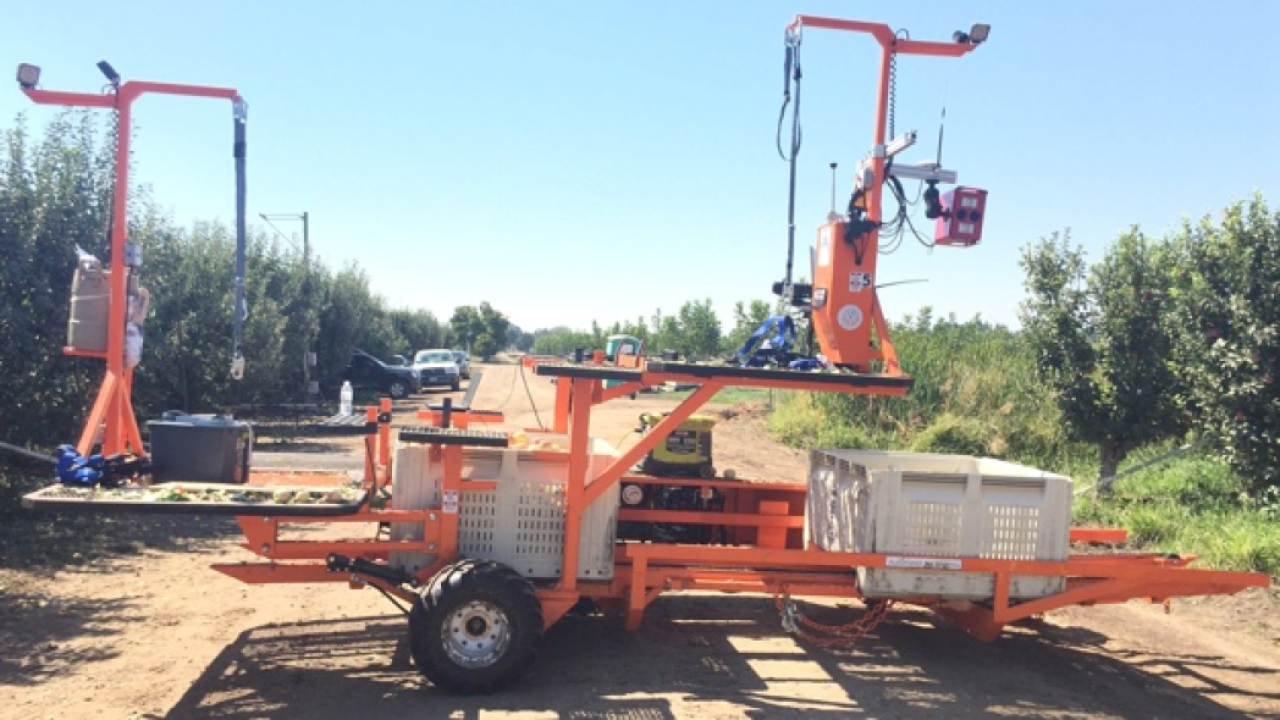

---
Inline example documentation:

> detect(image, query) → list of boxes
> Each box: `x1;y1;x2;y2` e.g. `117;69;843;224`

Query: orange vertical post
557;376;594;591
378;397;392;477
553;376;571;433
438;445;462;563
756;500;790;549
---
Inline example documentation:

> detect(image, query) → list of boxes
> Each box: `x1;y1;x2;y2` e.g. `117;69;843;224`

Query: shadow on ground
165;595;1277;719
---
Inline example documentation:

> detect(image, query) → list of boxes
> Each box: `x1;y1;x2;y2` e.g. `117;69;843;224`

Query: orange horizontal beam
618;508;804;528
241;540;423;561
788;15;977;59
639;371;909;396
1069;527;1128;543
213;562;340;584
619;474;808;493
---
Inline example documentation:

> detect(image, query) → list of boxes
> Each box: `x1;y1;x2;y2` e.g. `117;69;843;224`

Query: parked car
412;348;461;391
451;350;471;379
340;350;421;400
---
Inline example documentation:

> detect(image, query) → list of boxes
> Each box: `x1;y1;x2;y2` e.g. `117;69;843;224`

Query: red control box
934;187;988;246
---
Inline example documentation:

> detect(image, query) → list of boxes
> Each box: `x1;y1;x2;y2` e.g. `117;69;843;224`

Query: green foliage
1019;229;1185;479
1166;197;1280;492
391;308;450;354
451;302;509;360
767;392;878;450
531;326;594;356
1074;453;1280;576
0;111;111;448
675;299;723;360
723;299;775;354
909;413;992;456
506;324;534;352
640;301;723;360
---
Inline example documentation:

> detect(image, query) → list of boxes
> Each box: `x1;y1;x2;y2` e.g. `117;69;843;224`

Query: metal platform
398;425;510;447
23;482;367;516
534;359;914;391
312;413;375;436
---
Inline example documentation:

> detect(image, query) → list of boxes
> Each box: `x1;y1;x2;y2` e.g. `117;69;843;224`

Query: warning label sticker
885;556;963;571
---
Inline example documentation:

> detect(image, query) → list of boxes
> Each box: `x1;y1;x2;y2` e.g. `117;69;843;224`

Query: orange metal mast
22;78;241;457
786;16;977;371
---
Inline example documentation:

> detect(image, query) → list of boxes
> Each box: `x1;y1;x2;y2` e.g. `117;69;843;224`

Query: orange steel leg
756;500;790;549
553;376;571;433
378;397;392;479
558;376;594;592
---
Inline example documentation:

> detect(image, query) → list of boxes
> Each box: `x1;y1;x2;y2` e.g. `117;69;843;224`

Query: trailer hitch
326;553;420;589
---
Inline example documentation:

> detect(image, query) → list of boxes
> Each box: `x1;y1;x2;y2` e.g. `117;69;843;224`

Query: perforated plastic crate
806;449;1072;600
390;433;619;580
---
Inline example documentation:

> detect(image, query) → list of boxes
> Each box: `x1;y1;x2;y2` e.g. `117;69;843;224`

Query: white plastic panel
806;449;1072;601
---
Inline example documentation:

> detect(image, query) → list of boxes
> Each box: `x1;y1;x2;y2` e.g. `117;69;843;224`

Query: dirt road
2;360;1278;718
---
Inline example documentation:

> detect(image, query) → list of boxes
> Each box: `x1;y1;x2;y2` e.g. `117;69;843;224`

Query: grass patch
1074;453;1280;577
661;387;773;406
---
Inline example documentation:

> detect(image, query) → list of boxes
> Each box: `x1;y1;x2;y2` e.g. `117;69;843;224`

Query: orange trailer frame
211;14;1267;646
213;366;1268;643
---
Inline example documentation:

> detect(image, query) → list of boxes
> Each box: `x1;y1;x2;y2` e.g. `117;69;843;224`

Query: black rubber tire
388;379;411;399
408;559;543;694
450;378;461;392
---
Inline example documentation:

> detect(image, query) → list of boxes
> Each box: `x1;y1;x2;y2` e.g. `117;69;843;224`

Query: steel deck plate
22;482;367;516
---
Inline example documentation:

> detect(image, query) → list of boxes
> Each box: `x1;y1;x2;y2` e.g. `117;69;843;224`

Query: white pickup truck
411;348;461;391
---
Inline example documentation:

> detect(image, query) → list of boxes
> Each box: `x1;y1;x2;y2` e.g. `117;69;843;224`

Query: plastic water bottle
340;381;354;416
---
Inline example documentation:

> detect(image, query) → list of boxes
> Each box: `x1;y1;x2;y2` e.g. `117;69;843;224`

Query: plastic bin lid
149;412;244;429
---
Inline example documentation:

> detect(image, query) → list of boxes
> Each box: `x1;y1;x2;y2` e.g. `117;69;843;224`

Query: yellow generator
637;412;716;478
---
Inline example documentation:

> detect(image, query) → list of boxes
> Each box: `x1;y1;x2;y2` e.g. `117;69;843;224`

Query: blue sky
5;1;1279;335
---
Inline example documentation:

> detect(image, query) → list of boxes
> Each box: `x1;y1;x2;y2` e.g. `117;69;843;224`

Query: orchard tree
390;308;448;352
505;323;534;352
530;326;593;356
1167;197;1279;492
676;299;723;360
450;302;510;360
724;299;774;354
1020;229;1184;482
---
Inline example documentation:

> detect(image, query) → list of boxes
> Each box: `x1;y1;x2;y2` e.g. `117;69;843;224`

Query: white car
451;350;471;379
412;348;461;391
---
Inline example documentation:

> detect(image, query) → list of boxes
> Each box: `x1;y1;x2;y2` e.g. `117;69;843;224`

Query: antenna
935;105;946;166
827;162;839;221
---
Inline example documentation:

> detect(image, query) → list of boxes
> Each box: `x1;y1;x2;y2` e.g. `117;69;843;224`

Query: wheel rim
441;600;512;669
391;381;407;398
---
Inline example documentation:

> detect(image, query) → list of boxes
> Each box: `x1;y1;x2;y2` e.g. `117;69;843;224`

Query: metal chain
773;588;895;647
887;51;898;141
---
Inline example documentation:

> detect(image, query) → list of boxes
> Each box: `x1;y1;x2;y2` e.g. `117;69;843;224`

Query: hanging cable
230;97;248;380
777;27;804;299
519;361;545;429
887;52;898;141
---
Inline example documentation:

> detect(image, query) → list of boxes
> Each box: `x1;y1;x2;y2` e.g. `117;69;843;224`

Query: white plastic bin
390;432;620;580
806;449;1072;600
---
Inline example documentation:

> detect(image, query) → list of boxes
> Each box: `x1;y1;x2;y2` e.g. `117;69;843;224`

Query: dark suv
340;350;421;400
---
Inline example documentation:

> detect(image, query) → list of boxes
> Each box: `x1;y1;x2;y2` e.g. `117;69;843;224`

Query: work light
16;63;40;89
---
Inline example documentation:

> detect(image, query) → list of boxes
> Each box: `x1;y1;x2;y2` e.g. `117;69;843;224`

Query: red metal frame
22;79;242;457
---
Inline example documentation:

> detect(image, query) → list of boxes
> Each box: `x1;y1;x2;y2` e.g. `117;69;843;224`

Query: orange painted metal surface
22;80;241;457
211;363;1266;644
784;15;978;371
